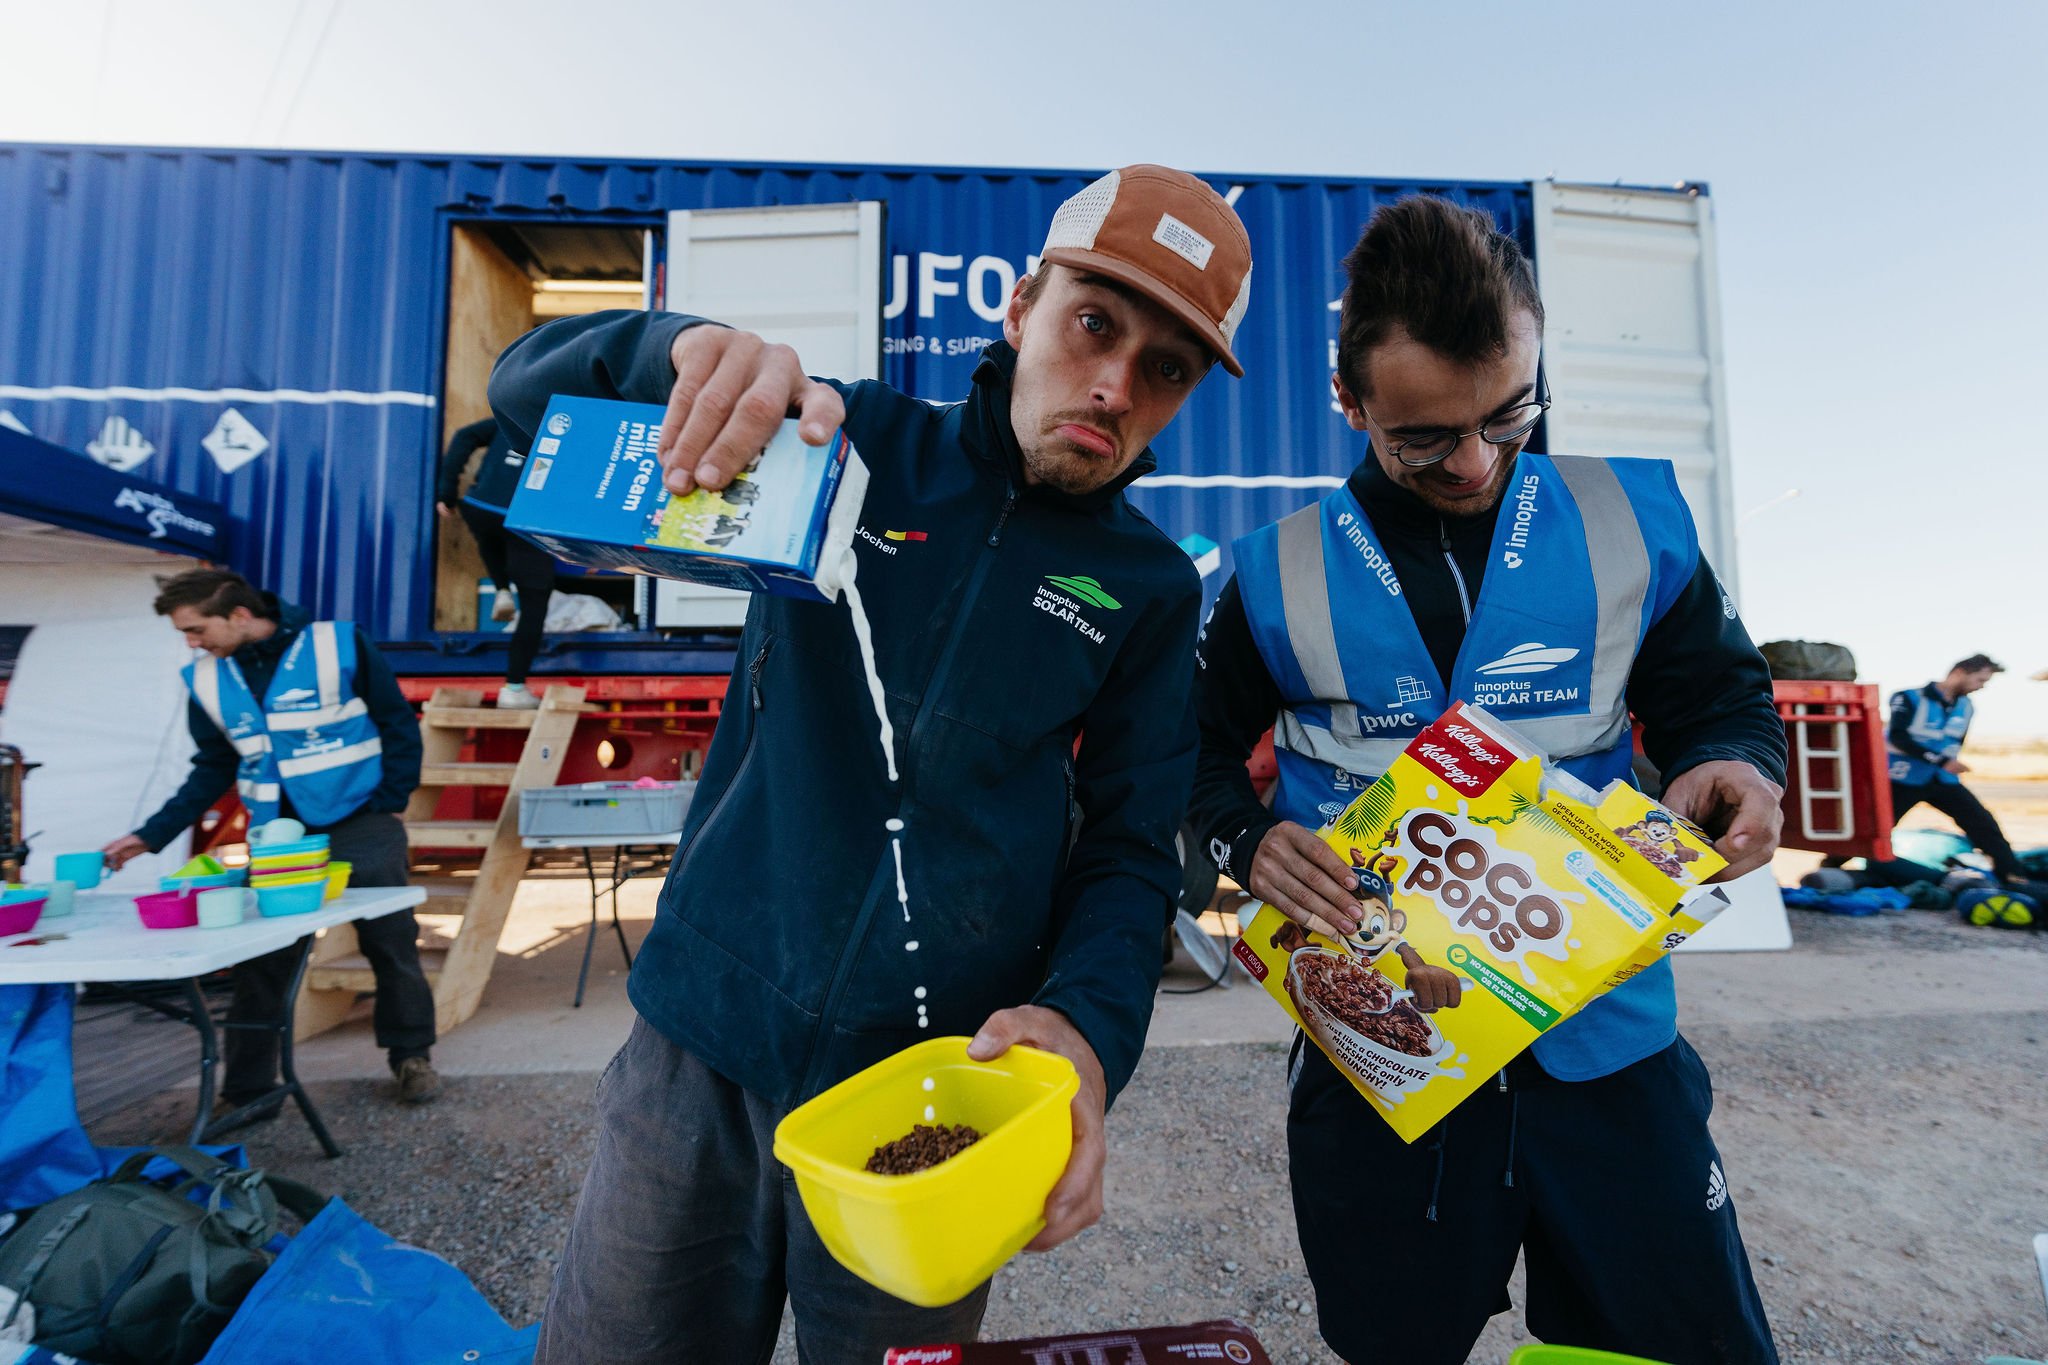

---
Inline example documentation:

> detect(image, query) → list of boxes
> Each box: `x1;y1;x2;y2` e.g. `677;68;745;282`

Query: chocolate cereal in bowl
1285;948;1455;1101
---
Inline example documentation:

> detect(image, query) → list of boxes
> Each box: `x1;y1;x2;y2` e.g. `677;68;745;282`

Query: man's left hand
968;1005;1106;1252
1661;760;1784;882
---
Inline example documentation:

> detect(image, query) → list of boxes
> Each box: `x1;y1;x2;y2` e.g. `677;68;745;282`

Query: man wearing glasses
1190;196;1785;1363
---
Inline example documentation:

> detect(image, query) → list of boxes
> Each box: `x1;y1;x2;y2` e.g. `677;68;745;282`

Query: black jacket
437;417;524;512
134;599;424;851
489;310;1202;1108
1190;456;1787;882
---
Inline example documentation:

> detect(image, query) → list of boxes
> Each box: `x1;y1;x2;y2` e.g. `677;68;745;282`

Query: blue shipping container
0;144;1544;676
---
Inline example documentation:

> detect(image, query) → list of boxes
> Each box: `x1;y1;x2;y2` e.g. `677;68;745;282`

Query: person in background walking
438;416;555;709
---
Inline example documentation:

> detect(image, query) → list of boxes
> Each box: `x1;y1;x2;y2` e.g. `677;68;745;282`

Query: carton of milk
505;395;869;602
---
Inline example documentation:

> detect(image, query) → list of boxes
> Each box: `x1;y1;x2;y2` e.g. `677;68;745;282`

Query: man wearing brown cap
490;165;1251;1363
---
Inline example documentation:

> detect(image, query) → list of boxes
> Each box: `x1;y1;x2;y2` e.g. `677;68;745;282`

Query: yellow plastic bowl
772;1035;1077;1307
250;868;327;888
323;861;352;901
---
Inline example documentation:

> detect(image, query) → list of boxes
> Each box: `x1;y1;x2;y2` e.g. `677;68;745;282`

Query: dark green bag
0;1146;325;1365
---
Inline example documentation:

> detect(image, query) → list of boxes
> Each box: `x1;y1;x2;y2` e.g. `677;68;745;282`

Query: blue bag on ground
199;1200;536;1365
0;985;102;1213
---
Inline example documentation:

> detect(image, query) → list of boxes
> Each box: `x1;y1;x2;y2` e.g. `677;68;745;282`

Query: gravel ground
94;909;2048;1365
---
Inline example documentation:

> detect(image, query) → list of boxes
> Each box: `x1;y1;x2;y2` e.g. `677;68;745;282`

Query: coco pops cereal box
1233;702;1731;1141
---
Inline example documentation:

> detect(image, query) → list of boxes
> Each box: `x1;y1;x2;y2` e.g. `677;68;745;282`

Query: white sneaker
495;683;540;709
490;590;517;622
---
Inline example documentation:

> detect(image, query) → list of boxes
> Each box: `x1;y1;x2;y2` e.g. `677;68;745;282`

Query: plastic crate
519;781;696;839
1774;681;1893;861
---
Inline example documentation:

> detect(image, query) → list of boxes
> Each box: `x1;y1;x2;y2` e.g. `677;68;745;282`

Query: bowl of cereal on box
772;1035;1078;1307
1286;948;1455;1103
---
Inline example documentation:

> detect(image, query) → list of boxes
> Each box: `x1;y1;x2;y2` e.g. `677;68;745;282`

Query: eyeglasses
1364;380;1551;468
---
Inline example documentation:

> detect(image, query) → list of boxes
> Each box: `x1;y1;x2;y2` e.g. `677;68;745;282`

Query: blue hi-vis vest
183;621;385;829
1233;453;1699;1081
1888;686;1970;785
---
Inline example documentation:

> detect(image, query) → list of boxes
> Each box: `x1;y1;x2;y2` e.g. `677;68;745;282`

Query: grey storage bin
519;781;696;839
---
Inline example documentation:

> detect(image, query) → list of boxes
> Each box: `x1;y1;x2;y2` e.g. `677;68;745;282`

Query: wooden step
424;706;538;731
307;947;447;994
421;761;519;786
405;820;498;849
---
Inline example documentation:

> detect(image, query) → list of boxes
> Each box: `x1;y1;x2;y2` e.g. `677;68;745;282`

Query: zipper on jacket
671;641;770;874
987;485;1019;547
1439;520;1474;625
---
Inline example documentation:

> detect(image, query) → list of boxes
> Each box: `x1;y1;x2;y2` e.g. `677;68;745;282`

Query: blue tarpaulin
0;427;227;560
199;1200;537;1365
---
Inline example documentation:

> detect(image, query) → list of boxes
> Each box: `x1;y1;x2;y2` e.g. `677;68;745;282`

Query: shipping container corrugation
0;144;1545;674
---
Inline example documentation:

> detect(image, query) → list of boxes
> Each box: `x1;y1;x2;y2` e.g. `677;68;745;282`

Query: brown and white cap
1038;164;1253;378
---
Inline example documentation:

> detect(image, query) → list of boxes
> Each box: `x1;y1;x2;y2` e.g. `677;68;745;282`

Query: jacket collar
1346;448;1508;541
967;342;1158;513
235;597;311;667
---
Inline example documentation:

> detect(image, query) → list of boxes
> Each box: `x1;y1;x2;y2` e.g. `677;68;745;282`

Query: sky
4;0;2045;734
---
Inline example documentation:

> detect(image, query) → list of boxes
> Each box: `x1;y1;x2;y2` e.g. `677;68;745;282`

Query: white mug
197;887;257;929
34;880;76;918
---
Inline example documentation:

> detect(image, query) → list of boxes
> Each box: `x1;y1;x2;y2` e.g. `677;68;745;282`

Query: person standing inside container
101;568;441;1110
1189;196;1784;1364
437;415;556;709
492;165;1251;1364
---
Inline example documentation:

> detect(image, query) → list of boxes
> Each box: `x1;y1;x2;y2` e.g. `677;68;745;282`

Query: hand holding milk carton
505;396;868;601
1234;702;1730;1141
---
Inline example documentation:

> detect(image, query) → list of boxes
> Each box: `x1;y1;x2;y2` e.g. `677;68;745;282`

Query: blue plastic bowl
255;881;327;918
248;835;329;861
161;868;249;893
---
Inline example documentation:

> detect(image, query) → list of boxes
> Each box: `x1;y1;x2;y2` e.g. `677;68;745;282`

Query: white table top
0;886;426;985
521;832;682;850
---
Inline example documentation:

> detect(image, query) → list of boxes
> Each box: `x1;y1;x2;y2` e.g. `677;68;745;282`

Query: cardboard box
504;395;868;602
1233;703;1730;1141
885;1320;1271;1364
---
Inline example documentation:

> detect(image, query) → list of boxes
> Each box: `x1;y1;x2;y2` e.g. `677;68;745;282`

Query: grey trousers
537;1016;991;1365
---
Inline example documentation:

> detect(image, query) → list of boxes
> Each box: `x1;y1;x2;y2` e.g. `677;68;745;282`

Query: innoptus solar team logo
1031;573;1119;645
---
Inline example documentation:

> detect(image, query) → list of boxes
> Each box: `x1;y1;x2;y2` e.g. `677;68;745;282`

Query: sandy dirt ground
88;781;2048;1364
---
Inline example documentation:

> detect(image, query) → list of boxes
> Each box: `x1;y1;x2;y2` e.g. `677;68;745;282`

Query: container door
651;202;885;629
1529;182;1739;597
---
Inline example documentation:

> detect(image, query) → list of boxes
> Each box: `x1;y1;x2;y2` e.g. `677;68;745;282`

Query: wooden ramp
297;684;585;1038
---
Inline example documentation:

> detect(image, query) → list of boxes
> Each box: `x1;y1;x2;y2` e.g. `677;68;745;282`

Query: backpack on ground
0;1146;325;1365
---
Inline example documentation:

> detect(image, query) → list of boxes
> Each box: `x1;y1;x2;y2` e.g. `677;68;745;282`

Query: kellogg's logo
1410;716;1513;794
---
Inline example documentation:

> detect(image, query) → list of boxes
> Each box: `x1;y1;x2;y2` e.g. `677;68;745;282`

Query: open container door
1530;181;1739;599
648;202;885;629
1531;185;1787;952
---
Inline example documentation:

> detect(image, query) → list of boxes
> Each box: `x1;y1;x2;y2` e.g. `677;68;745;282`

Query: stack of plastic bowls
249;823;331;917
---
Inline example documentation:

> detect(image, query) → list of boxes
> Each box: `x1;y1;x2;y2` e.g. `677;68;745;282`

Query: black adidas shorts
1287;1035;1778;1365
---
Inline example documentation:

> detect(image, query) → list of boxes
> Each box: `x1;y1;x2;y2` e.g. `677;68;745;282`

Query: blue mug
53;852;104;890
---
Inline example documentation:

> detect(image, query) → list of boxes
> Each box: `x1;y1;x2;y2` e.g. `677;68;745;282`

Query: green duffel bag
0;1146;326;1365
1758;638;1858;681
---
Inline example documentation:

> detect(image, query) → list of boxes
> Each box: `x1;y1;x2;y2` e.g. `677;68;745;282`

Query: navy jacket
134;599;424;851
489;310;1202;1107
437;417;525;513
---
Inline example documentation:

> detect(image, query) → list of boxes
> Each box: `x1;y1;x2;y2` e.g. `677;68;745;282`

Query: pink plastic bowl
0;897;46;936
136;889;200;929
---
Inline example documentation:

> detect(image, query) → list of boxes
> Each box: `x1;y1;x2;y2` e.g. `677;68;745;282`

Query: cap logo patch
1152;212;1216;270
